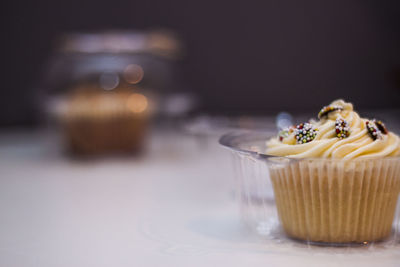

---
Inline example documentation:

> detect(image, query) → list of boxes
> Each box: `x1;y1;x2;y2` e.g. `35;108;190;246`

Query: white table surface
0;129;400;267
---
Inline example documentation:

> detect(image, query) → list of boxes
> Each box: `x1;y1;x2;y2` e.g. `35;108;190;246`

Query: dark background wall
1;0;400;126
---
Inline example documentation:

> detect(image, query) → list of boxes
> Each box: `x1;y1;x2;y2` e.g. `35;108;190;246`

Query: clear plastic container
220;131;400;247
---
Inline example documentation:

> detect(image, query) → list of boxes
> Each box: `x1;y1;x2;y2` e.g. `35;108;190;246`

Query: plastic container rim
219;131;400;163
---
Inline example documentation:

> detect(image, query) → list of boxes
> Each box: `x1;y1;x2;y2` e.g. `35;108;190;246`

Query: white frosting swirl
266;100;400;159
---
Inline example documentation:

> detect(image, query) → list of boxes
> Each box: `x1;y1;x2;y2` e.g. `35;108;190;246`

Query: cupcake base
61;88;149;156
269;157;400;244
64;116;148;155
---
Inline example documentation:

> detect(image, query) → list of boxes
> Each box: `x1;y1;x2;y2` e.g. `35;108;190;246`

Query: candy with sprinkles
374;120;388;135
295;123;318;144
278;130;288;141
318;105;343;119
335;118;350;139
366;121;383;141
278;127;294;141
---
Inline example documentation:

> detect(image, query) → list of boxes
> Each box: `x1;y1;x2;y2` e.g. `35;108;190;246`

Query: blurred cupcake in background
40;30;194;156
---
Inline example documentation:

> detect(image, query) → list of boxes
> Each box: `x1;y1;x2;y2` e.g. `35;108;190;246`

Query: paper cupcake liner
59;90;150;155
64;110;148;155
269;157;400;244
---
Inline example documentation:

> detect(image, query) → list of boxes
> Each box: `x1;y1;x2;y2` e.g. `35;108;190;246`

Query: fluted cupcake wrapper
268;157;400;244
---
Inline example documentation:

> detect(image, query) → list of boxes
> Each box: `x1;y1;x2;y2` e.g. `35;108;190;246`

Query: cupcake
266;99;400;244
62;86;149;155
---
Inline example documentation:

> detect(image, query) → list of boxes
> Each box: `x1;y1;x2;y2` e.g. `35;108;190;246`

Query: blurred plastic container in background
41;29;196;156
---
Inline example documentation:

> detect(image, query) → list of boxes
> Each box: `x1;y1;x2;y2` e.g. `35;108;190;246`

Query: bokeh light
123;64;144;84
126;93;148;113
99;72;120;90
